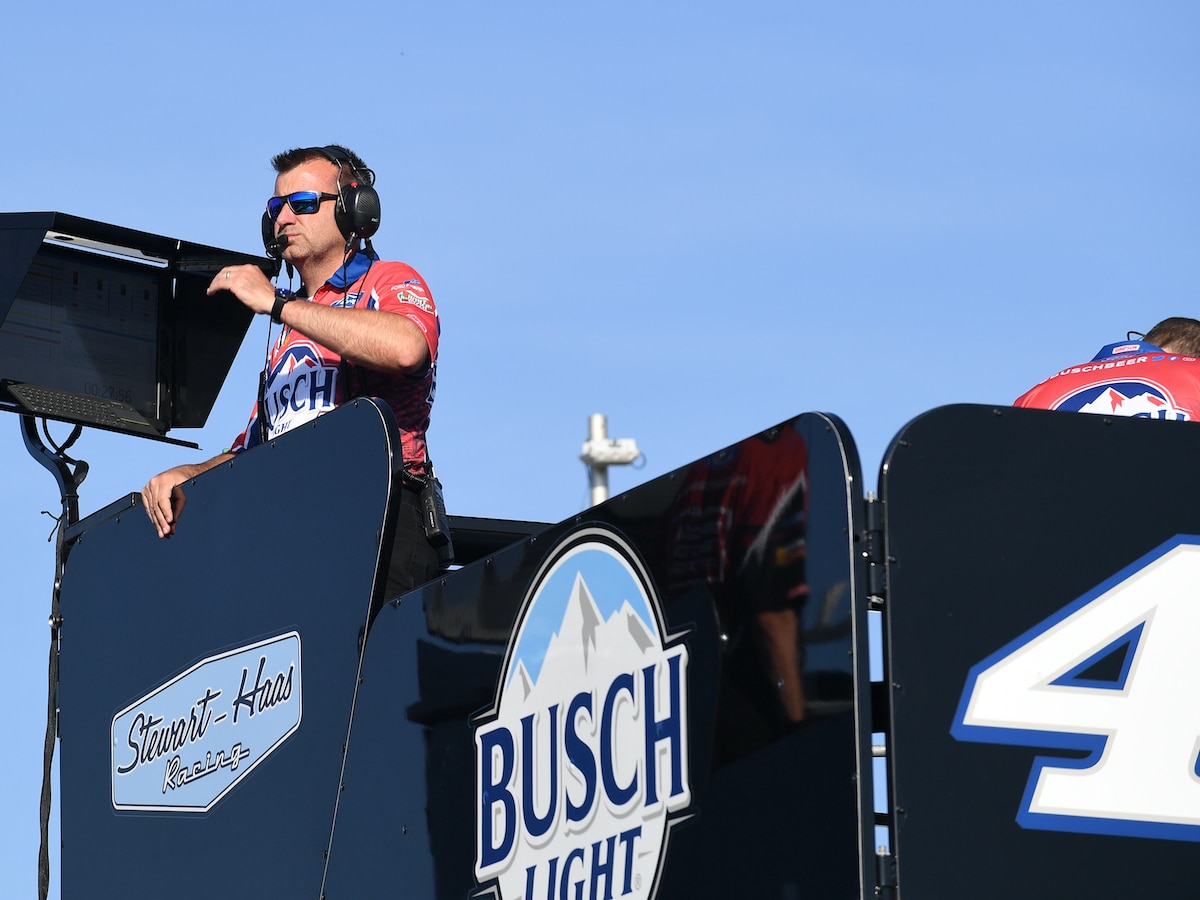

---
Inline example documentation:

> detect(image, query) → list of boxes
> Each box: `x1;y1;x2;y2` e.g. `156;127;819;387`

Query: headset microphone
268;233;290;257
260;212;286;279
262;212;286;257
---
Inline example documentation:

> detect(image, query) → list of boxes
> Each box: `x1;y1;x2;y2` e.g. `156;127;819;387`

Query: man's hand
208;264;276;316
141;468;190;538
141;454;233;538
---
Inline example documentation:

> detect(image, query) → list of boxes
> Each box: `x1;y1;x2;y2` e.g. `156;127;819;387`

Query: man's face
271;159;344;266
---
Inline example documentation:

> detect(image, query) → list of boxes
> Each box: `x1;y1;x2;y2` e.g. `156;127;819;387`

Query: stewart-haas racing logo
111;632;301;812
1052;380;1190;421
473;526;691;900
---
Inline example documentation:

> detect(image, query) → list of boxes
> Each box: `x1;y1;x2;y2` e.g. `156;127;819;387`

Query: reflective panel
325;412;873;898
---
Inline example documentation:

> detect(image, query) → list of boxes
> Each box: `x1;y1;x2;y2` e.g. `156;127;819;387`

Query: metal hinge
863;492;888;608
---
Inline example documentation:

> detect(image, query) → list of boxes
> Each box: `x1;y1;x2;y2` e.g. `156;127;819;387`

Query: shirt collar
303;247;379;295
1091;340;1163;361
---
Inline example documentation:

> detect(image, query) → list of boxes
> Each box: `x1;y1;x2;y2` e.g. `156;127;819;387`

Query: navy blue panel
325;412;872;898
56;408;869;898
881;404;1200;898
58;399;400;898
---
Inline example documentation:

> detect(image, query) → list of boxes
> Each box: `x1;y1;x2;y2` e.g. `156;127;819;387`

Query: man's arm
141;452;235;538
276;300;430;373
211;265;430;374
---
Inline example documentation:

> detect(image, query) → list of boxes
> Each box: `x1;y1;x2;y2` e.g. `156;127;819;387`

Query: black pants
383;487;443;601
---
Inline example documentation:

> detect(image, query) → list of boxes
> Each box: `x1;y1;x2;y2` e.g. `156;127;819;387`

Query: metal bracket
875;849;898;896
21;414;88;900
863;492;889;607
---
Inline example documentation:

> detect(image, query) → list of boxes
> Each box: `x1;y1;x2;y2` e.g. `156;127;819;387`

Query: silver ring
225;271;231;279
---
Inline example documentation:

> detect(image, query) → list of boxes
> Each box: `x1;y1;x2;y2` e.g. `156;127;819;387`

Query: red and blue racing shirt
1015;340;1200;422
231;251;439;473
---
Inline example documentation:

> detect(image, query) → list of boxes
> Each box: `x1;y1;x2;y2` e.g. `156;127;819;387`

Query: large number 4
953;536;1200;841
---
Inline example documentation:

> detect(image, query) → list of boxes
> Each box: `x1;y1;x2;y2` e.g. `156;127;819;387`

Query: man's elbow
378;314;432;373
393;343;431;374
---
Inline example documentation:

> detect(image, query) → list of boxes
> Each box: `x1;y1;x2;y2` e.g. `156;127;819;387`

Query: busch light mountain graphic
1060;381;1189;420
474;527;691;900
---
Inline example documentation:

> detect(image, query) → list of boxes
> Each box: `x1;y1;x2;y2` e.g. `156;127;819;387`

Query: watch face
271;290;293;324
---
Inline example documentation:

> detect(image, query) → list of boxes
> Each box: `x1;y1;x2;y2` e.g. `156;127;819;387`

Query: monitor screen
0;243;164;425
0;211;266;443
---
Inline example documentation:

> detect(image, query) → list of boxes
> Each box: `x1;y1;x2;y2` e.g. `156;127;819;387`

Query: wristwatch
270;289;294;324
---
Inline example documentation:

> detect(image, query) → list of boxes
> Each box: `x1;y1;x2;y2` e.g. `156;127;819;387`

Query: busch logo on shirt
474;526;691;900
1054;380;1190;421
263;341;339;438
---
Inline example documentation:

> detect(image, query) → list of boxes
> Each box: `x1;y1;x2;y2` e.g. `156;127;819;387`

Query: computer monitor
0;212;272;446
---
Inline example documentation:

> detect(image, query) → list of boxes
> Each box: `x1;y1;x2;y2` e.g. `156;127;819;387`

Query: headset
262;145;381;259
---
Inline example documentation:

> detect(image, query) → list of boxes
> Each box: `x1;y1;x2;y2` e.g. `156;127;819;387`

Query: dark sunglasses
265;191;339;220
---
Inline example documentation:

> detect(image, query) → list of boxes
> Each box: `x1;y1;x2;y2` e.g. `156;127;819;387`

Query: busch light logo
264;342;339;438
111;632;302;812
474;527;691;900
1055;381;1190;421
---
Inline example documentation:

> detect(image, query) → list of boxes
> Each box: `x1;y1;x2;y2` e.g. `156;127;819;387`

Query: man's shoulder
369;259;428;284
365;261;437;316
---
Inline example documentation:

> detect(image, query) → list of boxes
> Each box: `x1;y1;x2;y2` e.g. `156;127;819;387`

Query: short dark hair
1144;317;1200;356
271;145;369;190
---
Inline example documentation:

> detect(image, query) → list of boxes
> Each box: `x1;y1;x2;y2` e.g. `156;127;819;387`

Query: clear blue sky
3;2;1198;896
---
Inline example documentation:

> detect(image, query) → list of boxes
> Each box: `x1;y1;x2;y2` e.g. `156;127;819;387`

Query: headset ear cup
352;182;381;238
261;211;279;257
336;182;381;239
311;146;381;239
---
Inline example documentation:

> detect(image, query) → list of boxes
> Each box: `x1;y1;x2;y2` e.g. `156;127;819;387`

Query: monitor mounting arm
20;413;88;900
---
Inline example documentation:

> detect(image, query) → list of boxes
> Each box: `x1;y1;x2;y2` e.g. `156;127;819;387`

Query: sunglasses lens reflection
288;192;321;214
266;191;323;220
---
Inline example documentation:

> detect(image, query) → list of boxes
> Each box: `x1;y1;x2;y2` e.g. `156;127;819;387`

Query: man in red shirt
1014;317;1200;421
141;145;442;595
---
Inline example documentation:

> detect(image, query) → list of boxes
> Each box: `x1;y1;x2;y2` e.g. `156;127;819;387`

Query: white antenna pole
579;413;641;507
